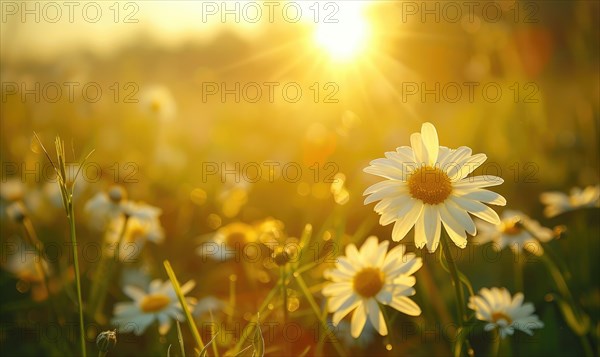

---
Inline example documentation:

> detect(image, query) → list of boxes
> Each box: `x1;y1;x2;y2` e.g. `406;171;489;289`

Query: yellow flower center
408;166;453;205
353;267;385;298
150;99;162;113
501;218;523;236
140;293;170;313
225;232;248;248
491;311;513;324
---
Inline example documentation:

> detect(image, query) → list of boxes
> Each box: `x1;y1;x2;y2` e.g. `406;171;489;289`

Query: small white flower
104;214;165;262
196;222;258;261
192;296;226;318
139;85;177;122
0;178;24;202
111;279;196;335
474;210;554;256
322;236;422;338
84;186;128;229
468;287;544;338
540;185;600;218
364;123;506;252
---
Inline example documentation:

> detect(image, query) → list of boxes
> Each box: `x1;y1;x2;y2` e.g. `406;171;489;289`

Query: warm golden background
1;1;598;356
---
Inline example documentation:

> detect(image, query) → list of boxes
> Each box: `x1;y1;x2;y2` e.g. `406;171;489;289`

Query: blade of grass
163;260;205;351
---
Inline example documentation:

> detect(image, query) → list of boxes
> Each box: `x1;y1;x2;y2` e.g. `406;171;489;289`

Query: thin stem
68;202;86;357
490;328;500;357
540;253;592;355
279;266;289;356
294;272;345;356
163;260;204;351
88;216;129;320
514;253;524;293
441;234;467;323
441;233;470;357
98;351;107;357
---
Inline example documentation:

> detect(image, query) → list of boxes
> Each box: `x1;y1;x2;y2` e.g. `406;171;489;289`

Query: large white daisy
474;210;554;256
363;122;506;252
468;287;544;338
322;236;422;338
111;279;196;335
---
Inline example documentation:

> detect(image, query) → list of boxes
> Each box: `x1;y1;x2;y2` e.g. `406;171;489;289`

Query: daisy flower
540;185;599;218
139;85;177;122
322;236;422;338
197;222;258;261
104;214;165;262
363;122;506;252
1;237;51;301
474;210;554;256
84;186;128;229
468;287;544;338
111;279;196;335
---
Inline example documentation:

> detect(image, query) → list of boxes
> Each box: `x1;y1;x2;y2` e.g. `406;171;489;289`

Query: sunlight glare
313;3;371;62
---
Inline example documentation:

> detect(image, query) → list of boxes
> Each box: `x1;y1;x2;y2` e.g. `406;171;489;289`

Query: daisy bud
108;185;127;204
273;247;291;266
6;201;27;222
96;329;117;353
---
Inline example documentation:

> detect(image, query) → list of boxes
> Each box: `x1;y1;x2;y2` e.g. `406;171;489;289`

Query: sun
313;4;370;62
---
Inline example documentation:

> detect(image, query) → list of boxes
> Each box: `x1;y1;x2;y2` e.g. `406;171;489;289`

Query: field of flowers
0;1;599;356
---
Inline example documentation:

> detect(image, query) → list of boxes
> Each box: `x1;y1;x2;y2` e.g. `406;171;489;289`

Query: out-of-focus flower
192;296;226;318
139;85;177;122
84;185;128;229
322;236;422;338
331;173;350;205
197;222;258;261
474;210;554;256
0;178;24;202
363;122;506;252
5;201;27;222
85;186;162;231
468;287;544;338
111;279;196;335
104;213;165;262
1;237;51;301
540;185;600;218
217;180;249;218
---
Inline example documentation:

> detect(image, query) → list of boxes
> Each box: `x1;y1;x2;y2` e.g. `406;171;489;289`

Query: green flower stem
539;253;592;356
163;260;204;351
441;234;467;323
441;233;469;357
88;216;129;320
98;351;106;357
230;283;279;354
279;266;290;356
294;272;345;356
68;201;87;357
514;254;524;293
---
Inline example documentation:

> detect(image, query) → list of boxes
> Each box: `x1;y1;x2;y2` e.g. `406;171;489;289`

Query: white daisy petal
423;205;441;253
439;205;467;248
351;302;368;338
366;298;388;336
388;296;421;316
453;176;504;189
421;122;439;165
410;132;427;164
391;201;423;242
